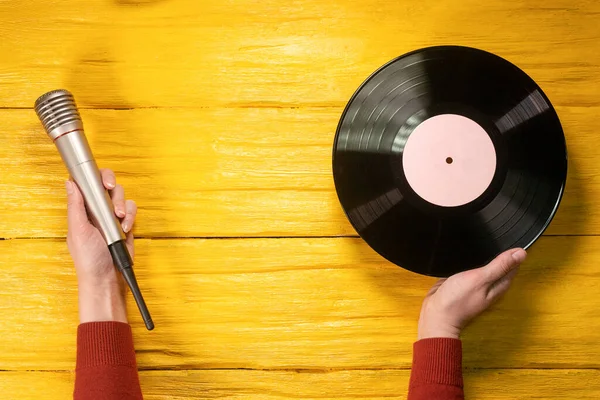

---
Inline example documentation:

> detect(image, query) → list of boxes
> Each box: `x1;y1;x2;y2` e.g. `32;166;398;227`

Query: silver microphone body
55;130;126;245
35;89;154;330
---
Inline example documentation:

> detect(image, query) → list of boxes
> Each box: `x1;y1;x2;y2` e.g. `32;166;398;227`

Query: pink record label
402;114;497;207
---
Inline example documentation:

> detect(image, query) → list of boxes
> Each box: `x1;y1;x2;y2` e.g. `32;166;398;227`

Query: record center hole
446;157;453;164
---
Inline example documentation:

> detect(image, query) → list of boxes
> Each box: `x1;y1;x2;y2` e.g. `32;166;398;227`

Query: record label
403;114;497;207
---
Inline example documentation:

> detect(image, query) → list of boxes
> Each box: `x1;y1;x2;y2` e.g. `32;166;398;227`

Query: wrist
418;315;461;340
78;279;128;324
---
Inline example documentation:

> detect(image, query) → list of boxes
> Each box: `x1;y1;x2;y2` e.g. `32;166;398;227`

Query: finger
66;181;89;232
486;266;520;301
125;230;135;259
100;168;116;190
110;184;126;218
480;248;527;285
121;199;137;233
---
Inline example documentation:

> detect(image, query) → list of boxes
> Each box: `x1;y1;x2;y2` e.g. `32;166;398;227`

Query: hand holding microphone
65;170;137;325
34;90;154;330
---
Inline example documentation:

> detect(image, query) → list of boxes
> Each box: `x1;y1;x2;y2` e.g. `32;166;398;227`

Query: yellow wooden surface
2;370;600;399
1;0;599;108
1;0;600;399
0;105;597;237
2;236;600;372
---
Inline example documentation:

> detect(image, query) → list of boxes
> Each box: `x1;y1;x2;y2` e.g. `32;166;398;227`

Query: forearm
75;277;143;400
408;338;464;400
77;278;128;324
75;321;143;400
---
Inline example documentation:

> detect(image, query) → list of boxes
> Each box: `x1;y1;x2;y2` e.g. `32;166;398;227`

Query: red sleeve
408;338;464;400
74;321;143;400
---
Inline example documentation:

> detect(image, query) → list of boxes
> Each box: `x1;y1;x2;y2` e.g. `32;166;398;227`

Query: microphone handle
56;131;125;245
55;131;154;331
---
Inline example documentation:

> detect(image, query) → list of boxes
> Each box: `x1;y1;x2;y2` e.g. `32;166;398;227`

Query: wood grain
1;369;600;399
1;236;599;370
0;106;595;238
0;0;598;108
2;0;600;398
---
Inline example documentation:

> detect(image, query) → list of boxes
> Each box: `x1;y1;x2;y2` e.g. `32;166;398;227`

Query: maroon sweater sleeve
74;322;143;400
408;338;464;400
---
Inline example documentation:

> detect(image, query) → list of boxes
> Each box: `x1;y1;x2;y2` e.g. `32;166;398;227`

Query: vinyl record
333;46;567;277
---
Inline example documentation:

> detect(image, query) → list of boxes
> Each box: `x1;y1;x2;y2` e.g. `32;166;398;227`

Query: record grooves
333;46;567;277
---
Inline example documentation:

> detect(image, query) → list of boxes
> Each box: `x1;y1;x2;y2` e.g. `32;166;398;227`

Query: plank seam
0;234;592;241
1;367;600;373
1;104;598;111
0;235;361;241
0;105;343;111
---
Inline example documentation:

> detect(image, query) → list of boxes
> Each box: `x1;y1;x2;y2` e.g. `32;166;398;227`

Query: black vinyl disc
333;46;567;277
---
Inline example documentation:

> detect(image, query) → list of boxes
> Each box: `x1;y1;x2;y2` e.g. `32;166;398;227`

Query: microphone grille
34;89;82;133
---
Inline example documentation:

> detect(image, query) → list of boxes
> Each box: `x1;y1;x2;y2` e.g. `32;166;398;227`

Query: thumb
481;248;527;285
66;181;90;232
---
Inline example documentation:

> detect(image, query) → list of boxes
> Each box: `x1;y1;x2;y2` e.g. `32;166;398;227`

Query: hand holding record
417;248;527;340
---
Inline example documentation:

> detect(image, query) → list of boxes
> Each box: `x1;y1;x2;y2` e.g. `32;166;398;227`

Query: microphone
34;89;154;331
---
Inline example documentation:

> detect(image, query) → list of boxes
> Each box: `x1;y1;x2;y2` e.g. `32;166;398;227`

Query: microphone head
34;89;84;141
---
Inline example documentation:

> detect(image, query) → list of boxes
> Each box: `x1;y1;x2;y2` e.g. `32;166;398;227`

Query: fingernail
511;249;527;264
122;221;130;233
65;181;73;194
107;181;115;189
115;206;125;217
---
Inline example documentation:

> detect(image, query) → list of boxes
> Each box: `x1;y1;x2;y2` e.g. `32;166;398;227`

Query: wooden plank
1;236;599;370
0;1;598;108
1;369;600;399
0;106;594;237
